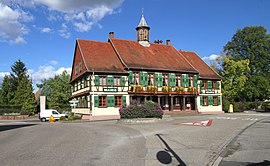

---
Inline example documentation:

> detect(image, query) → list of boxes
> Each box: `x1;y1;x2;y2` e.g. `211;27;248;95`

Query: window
189;76;194;87
202;96;208;106
81;78;84;89
52;111;58;115
86;76;89;87
75;82;78;91
99;76;107;86
176;75;181;86
212;81;216;89
213;96;218;106
149;74;154;85
115;96;122;107
99;96;106;107
203;81;207;89
134;73;139;85
114;77;121;86
163;74;168;86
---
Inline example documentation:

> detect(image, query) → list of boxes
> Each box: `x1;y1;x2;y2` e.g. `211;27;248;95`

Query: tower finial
142;8;144;16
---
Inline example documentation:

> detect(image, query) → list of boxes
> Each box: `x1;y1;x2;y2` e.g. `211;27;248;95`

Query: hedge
119;100;163;119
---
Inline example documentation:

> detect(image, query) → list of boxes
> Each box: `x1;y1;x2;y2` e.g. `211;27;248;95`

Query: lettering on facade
103;88;118;92
205;89;215;94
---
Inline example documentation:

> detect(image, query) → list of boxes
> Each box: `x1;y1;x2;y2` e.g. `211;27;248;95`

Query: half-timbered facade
70;14;222;120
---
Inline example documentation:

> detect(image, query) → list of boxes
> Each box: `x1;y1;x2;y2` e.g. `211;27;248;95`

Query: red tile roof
72;38;220;81
34;89;41;101
179;51;221;79
110;38;198;73
77;39;126;73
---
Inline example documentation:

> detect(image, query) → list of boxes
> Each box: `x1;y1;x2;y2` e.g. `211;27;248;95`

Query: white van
39;109;68;122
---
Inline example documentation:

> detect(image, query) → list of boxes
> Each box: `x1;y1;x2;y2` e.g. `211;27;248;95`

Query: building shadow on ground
155;134;186;166
0;124;37;132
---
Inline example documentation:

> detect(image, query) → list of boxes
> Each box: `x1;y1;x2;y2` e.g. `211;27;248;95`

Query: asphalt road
219;115;270;166
0;112;269;166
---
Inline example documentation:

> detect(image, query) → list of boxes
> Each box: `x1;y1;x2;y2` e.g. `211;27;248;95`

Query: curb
208;116;269;166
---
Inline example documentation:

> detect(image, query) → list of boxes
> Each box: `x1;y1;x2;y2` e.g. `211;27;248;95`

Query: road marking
175;119;213;127
215;117;258;121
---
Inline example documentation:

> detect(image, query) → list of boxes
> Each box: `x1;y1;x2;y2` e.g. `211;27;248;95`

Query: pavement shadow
247;160;270;166
156;134;186;166
0;124;37;132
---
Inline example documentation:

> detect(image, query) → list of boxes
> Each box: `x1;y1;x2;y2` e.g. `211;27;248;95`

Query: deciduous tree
223;26;270;101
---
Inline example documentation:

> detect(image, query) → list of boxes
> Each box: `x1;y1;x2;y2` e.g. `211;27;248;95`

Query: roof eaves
129;67;199;74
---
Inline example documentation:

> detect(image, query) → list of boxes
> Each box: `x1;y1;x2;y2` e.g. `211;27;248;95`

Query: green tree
38;71;71;111
13;76;36;114
0;75;12;105
223;26;270;101
9;60;28;104
221;56;250;102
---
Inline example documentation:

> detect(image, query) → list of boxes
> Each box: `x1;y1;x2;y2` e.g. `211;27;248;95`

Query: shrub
222;99;230;112
244;102;258;110
232;102;240;112
119;100;163;119
262;102;270;112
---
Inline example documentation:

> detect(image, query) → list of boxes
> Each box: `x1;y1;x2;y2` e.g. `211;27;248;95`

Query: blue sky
0;0;270;90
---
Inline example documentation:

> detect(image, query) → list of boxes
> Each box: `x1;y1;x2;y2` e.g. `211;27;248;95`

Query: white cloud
2;0;124;39
202;54;220;61
41;27;52;33
28;65;71;85
73;21;93;32
50;60;58;65
0;2;33;44
58;23;71;38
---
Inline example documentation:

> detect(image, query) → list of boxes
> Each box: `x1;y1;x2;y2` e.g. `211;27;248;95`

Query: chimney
109;32;114;38
166;40;171;46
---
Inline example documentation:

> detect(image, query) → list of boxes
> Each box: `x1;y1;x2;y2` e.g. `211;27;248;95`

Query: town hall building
70;14;222;120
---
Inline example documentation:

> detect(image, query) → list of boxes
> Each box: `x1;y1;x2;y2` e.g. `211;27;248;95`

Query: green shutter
108;76;114;86
208;96;213;105
121;76;126;86
169;73;176;87
106;96;114;107
208;81;212;89
155;73;159;86
94;75;99;86
194;75;198;88
218;96;221;105
128;71;133;85
140;72;144;86
186;75;189;87
111;96;115;107
159;74;163;86
200;96;203;105
106;96;110;107
182;75;185;87
144;72;149;86
122;96;126;105
217;81;220;89
200;81;203;88
94;96;99;107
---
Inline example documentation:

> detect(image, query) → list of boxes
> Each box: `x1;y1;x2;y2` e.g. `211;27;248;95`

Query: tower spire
136;9;150;46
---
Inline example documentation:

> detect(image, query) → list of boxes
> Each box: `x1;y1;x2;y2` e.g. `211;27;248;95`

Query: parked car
39;109;68;122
